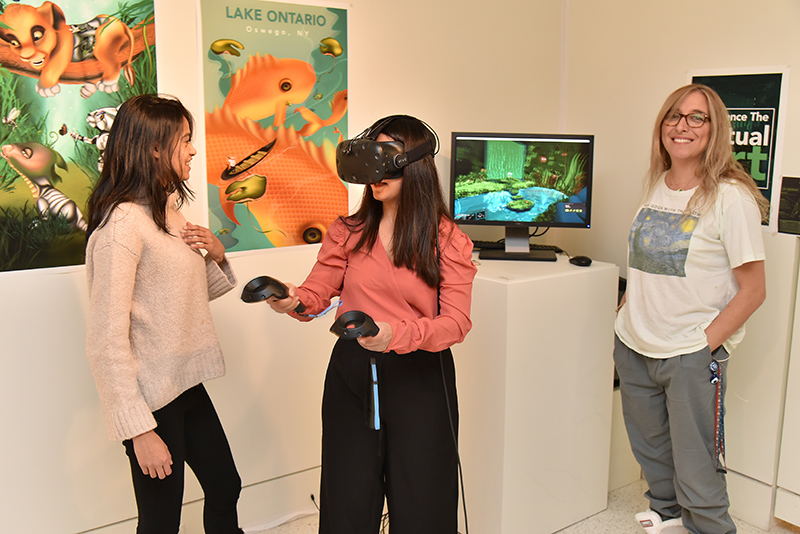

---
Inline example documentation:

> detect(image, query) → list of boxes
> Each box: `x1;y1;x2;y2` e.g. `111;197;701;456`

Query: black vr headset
335;115;439;184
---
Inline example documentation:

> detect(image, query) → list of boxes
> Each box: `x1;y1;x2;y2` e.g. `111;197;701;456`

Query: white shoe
635;510;687;534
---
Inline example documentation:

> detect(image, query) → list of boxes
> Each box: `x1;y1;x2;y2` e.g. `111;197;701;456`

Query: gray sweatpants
613;336;736;534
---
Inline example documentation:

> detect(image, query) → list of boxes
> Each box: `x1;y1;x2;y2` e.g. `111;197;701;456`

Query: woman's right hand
266;282;301;314
132;430;173;479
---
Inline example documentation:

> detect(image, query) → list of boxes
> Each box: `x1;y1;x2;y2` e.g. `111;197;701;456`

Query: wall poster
690;68;788;230
778;176;800;235
200;0;349;252
0;0;156;273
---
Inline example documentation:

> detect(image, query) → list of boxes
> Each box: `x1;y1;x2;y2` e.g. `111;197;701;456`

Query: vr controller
330;310;379;340
240;275;306;314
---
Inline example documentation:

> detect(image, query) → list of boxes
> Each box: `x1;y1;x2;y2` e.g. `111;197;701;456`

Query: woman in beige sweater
85;94;244;534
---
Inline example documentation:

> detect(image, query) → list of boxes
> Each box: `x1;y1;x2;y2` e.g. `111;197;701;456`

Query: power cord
529;227;549;238
309;361;469;534
440;351;469;534
436;232;468;534
310;494;391;533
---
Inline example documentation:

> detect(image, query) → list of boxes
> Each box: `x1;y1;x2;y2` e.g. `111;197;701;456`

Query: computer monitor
449;131;594;260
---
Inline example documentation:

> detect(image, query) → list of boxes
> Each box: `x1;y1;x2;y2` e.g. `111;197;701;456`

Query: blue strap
302;299;343;318
370;357;380;430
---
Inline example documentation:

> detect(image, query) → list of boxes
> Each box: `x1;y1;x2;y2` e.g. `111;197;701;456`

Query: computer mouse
569;255;592;267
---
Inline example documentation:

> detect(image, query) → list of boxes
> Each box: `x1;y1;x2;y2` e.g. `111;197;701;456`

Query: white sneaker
635;510;687;534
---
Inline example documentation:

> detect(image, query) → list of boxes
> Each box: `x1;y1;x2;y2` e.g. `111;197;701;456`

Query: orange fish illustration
206;106;275;191
294;89;348;138
222;53;316;123
205;107;346;247
207;51;347;248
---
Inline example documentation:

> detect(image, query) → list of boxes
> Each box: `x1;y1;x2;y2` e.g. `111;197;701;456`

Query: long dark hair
345;115;451;287
86;94;195;240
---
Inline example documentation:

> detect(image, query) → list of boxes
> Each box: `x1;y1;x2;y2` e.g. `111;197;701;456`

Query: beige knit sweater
85;201;236;441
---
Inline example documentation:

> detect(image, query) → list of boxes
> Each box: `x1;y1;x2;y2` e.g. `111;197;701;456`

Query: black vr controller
240;275;306;314
330;310;379;340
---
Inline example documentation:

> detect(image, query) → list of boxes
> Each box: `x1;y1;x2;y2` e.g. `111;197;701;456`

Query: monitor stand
478;227;557;262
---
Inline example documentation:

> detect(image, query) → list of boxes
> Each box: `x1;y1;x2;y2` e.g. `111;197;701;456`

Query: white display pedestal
456;254;619;534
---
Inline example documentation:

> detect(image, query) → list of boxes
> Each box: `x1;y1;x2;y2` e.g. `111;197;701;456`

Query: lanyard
710;360;727;473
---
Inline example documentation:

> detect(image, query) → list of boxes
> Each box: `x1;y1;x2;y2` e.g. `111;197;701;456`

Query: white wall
0;0;565;532
559;0;800;528
2;0;800;532
556;0;800;269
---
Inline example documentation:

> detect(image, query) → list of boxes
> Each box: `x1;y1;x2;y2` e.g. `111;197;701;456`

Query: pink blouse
292;217;477;354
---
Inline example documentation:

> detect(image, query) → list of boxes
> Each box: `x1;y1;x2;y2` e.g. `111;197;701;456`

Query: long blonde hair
644;84;769;221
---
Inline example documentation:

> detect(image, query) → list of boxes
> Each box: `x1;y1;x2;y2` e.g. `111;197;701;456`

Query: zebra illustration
67;105;119;171
1;142;88;232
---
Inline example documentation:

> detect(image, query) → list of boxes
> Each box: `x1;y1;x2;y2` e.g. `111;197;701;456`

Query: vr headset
335;115;438;184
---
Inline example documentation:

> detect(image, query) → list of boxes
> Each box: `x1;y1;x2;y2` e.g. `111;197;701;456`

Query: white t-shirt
615;177;765;358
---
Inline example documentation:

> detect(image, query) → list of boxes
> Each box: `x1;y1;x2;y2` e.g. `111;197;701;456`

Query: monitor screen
449;132;594;230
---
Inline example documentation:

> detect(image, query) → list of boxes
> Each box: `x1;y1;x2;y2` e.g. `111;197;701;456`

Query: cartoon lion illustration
0;1;136;98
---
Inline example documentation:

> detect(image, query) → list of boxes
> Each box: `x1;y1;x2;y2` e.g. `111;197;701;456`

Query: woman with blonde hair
643;83;770;218
615;84;767;534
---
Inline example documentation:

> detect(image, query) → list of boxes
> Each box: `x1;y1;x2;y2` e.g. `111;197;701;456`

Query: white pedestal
456;255;618;534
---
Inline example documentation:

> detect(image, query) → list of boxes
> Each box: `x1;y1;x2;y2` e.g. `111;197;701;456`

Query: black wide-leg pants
319;338;460;534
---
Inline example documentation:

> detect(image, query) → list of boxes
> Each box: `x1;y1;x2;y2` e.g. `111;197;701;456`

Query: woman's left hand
182;222;226;263
358;321;393;352
704;259;766;353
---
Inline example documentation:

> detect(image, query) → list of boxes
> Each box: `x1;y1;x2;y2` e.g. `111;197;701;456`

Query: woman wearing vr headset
85;94;245;534
268;115;477;533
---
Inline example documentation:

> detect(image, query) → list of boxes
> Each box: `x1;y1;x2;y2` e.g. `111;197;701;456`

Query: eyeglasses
663;112;710;128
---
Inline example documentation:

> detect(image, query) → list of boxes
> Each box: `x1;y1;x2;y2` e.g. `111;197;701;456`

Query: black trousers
319;339;460;534
122;384;244;534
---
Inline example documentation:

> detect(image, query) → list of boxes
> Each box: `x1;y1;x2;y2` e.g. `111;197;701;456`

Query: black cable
440;351;469;534
380;510;390;533
529;227;550;238
314;493;390;531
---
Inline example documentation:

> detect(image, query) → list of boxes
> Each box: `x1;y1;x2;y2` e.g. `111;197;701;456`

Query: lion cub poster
0;0;156;272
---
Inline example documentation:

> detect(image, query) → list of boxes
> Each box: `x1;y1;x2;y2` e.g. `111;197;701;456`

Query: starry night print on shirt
629;207;698;277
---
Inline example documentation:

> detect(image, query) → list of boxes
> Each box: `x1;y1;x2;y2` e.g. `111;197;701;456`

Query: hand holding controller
330;311;380;340
240;275;306;314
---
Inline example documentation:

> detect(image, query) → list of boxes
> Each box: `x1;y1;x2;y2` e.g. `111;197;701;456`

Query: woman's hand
182;222;226;264
704;260;766;352
358;321;393;352
267;282;301;314
132;430;173;479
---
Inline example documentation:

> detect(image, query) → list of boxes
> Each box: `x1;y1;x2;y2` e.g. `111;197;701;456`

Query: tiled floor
555;479;800;534
253;478;800;534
